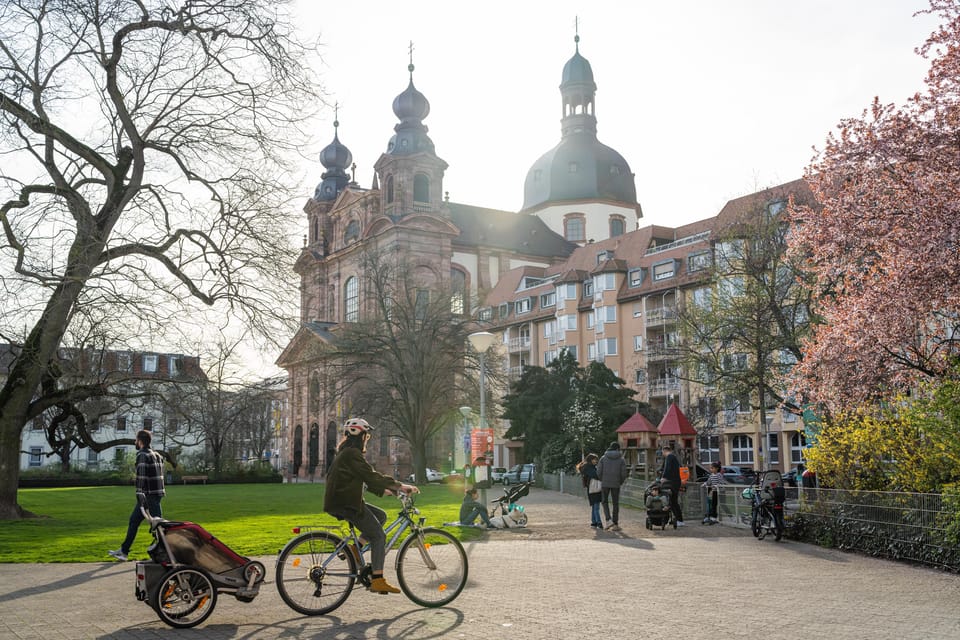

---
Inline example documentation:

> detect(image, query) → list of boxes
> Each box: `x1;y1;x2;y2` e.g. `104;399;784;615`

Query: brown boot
368;576;400;594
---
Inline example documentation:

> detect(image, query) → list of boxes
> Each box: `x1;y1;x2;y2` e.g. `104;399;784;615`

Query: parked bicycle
741;469;786;541
275;491;468;614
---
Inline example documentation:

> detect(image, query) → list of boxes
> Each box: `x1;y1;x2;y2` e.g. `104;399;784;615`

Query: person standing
324;418;418;594
576;453;603;528
659;443;685;527
702;461;724;524
597;442;628;531
108;429;165;561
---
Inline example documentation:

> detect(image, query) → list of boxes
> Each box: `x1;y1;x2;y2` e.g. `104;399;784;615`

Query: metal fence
543;472;959;570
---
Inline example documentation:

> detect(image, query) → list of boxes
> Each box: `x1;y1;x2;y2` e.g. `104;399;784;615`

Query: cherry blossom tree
787;0;960;413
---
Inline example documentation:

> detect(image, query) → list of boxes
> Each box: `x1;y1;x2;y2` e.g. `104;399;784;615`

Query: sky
290;0;940;229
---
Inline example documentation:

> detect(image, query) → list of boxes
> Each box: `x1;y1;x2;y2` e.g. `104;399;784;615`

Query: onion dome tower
315;113;353;201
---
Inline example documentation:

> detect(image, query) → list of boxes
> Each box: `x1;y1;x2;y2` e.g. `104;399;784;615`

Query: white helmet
343;418;373;437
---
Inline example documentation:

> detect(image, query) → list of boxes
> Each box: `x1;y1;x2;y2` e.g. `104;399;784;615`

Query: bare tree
318;249;490;484
0;0;319;518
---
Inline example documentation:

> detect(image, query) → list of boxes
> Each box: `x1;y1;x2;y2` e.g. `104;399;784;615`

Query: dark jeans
462;506;492;526
707;489;718;518
601;487;620;524
121;493;162;554
352;504;388;573
668;486;684;523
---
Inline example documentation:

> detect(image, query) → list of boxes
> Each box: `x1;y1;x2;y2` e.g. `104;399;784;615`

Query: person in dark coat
597;442;628;531
108;429;165;562
324;418;418;594
659;443;685;526
576;453;603;528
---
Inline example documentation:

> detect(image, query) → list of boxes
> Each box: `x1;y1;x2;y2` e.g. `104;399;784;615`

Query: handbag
588;478;602;493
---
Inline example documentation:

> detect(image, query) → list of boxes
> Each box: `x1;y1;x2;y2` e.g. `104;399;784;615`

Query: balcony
508;336;531;352
645;345;680;362
645;307;677;326
648;378;681;397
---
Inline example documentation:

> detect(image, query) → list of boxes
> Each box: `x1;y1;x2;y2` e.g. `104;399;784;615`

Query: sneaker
604;521;614;530
368;576;401;594
107;549;127;562
676;521;686;527
610;524;622;532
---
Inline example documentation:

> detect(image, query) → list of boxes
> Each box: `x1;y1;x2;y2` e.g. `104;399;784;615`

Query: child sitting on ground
460;488;494;528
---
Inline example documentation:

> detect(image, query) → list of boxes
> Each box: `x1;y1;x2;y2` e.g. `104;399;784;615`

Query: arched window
386;175;394;203
413;174;430;203
344;276;359;322
609;216;625;237
450;268;467;315
564;213;585;242
344;220;359;244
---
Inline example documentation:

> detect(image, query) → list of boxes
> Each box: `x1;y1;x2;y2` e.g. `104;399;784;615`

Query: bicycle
275;491;468;614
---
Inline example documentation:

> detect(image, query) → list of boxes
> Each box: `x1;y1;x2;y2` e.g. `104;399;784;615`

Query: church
276;34;809;481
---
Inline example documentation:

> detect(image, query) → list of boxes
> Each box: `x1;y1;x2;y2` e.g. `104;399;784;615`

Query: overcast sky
290;0;939;229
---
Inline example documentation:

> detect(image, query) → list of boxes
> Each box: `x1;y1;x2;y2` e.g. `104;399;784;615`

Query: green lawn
0;482;480;563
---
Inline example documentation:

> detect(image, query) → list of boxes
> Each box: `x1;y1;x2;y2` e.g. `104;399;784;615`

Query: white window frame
516;297;532;315
767;433;780;464
633;335;643;352
731;435;754;465
29;447;42;467
791;432;807;464
653;260;676;281
540;292;556;308
143;354;158;373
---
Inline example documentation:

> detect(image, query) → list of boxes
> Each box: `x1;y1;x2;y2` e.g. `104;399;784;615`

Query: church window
386;176;395;204
344;220;359;244
609;216;625;237
564;214;585;242
568;162;579;173
451;268;467;315
344;276;359;322
414;174;430;203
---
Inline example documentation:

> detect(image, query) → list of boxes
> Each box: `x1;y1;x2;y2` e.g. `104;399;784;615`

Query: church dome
319;126;352;171
386;62;435;156
314;119;352;201
392;64;430;123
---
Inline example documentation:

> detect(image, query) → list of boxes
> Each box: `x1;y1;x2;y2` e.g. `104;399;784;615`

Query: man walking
108;429;165;561
660;443;685;527
597;441;628;531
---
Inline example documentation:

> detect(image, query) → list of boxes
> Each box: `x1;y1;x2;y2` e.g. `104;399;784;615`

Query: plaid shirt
135;447;166;496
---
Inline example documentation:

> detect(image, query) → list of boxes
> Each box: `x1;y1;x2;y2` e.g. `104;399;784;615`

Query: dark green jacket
323;446;400;521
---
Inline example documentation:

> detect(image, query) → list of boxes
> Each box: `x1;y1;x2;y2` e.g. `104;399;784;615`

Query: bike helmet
343;418;373;437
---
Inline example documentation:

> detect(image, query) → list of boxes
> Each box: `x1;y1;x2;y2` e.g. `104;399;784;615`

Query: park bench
181;475;209;485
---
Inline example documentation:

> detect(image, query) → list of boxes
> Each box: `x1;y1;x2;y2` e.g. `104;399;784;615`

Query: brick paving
1;487;958;639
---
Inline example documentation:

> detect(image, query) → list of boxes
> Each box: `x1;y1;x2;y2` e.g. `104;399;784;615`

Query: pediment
275;321;338;368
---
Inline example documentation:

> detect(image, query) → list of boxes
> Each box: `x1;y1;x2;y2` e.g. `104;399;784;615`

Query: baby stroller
488;482;530;528
132;493;266;628
644;481;676;530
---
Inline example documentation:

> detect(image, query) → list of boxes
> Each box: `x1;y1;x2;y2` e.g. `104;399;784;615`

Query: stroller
132;493;265;628
488;482;530;528
644;481;676;530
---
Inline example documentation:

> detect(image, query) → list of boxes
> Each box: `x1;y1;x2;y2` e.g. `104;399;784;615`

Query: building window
732;435;754;465
117;352;131;372
516;297;532;315
143;417;153;430
633;335;643;352
558;314;577;331
791;432;807;464
560;345;578;360
478;307;493;321
588;343;597;361
582;279;593;297
86;448;100;468
609;216;625;237
698;435;720;463
386;175;395;203
767;433;780;464
344;276;359;322
564;214;585;242
29;447;42;467
498;303;509;319
628;269;643;288
692;286;712;310
413;174;429;202
169;419;180;435
599;337;617;356
586;310;595;329
142;354;158;373
451;268;466;315
688;251;712;272
415;289;429;321
653;260;676;281
556;283;576;301
344;220;359;244
168;355;182;377
634;369;646;385
117;416;127;432
540;292;556;308
594;273;616;291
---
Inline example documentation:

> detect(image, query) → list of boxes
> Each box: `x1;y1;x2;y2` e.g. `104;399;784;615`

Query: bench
181;475;208;485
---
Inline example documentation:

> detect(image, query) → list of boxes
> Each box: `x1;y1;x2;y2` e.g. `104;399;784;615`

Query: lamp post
468;331;495;504
458;406;471;474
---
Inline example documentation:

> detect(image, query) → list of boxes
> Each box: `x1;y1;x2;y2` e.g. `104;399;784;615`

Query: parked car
502;463;535;485
722;466;751;484
406;468;444;483
490;467;507;484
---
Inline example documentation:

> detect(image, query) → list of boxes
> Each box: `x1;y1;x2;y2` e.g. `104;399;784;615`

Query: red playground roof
616;411;658;433
657;403;697;436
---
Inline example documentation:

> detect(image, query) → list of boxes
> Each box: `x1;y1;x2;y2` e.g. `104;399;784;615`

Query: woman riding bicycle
323;418;418;594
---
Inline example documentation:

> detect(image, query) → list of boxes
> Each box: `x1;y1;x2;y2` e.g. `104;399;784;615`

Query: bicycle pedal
358;565;373;587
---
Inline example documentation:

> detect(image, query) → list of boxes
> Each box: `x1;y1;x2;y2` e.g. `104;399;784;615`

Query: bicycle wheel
751;507;761;538
396;527;468;608
152;566;217;629
276;531;355;615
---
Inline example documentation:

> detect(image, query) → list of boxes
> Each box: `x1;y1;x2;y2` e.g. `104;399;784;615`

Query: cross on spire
408;40;415;73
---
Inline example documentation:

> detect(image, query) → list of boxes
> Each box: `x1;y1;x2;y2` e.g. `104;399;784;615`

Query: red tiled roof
616;411;658;433
657;403;697;435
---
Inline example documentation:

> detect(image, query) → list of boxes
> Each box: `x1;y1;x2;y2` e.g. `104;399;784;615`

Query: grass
0;482;482;563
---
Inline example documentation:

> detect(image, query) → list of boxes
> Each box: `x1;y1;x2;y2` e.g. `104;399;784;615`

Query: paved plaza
1;488;958;640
